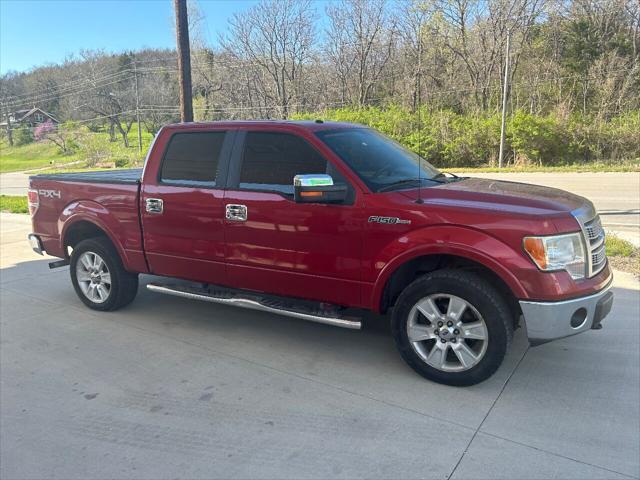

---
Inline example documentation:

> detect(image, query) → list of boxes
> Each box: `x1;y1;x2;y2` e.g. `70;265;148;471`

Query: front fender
58;200;145;272
369;225;532;312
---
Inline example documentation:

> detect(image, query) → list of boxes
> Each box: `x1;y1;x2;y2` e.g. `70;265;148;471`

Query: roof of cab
163;120;363;132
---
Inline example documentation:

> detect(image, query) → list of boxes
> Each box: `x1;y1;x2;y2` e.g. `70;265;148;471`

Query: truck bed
31;168;143;185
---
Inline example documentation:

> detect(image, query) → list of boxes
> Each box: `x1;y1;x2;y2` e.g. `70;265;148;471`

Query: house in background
0;107;59;128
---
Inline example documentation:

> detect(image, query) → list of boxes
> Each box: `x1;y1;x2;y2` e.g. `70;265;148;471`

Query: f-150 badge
368;215;411;225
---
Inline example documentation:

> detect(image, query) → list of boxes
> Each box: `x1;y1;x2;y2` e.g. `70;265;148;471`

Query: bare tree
73;51;136;146
433;0;544;110
220;0;316;118
139;67;180;132
326;0;398;106
397;0;437;110
191;48;224;120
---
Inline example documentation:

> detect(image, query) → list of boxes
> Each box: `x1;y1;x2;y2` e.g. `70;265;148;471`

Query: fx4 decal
368;215;411;225
38;189;61;199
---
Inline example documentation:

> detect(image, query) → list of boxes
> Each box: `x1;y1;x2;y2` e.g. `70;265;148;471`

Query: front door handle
145;198;163;214
226;204;247;222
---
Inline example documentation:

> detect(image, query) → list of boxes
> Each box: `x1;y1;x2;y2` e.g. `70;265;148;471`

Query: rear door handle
145;198;163;214
226;204;247;222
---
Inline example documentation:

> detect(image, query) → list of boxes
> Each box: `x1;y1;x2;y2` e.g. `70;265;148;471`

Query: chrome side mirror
293;174;347;204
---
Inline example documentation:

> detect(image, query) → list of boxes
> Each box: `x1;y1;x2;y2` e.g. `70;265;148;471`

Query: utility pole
174;0;193;123
133;61;142;154
498;29;511;169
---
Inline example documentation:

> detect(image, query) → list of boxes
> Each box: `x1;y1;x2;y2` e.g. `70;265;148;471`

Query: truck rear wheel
391;269;513;386
70;237;138;311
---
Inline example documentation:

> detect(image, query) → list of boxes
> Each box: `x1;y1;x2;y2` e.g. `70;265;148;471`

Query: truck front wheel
391;269;513;386
70;237;138;311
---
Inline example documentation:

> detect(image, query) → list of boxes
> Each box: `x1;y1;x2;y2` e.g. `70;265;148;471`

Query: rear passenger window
160;132;225;185
239;132;328;193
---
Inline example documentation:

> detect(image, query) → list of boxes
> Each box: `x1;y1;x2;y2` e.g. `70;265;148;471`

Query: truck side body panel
361;191;613;309
222;188;367;307
29;178;147;273
138;126;231;285
220;125;369;307
140;183;227;283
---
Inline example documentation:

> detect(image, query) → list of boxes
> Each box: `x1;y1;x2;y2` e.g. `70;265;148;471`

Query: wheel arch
374;251;525;325
63;220;111;251
60;204;126;265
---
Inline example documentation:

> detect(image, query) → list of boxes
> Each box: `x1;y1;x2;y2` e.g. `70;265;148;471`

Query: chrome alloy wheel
406;294;489;372
76;251;111;304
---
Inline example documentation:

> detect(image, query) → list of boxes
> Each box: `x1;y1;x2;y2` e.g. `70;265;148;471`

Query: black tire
70;237;138;311
391;269;513;386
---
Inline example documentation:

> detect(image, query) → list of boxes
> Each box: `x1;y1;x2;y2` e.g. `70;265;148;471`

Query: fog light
570;308;588;328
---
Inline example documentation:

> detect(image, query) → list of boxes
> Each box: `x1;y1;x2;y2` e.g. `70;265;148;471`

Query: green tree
13;125;34;146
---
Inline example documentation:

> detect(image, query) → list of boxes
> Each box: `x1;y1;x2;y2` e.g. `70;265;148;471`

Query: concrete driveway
1;212;639;479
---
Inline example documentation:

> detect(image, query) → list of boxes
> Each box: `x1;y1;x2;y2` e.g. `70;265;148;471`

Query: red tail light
27;189;39;216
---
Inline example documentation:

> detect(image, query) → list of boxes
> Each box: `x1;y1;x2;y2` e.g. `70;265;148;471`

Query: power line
4;69;133;102
4;74;136;110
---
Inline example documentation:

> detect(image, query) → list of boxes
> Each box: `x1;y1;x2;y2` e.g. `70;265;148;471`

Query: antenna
415;23;424;205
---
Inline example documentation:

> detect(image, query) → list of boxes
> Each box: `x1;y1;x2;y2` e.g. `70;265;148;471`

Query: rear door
223;130;365;307
141;129;234;284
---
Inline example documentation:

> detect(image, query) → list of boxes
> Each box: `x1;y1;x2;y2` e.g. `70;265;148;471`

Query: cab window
160;131;226;186
239;132;337;194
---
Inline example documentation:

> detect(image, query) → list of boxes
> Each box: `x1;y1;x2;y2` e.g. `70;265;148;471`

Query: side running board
146;282;362;330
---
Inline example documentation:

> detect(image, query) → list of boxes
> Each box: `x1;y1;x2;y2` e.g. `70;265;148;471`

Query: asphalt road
1;212;639;479
3;171;638;244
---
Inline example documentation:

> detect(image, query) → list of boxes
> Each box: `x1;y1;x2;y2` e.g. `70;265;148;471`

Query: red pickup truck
27;121;613;385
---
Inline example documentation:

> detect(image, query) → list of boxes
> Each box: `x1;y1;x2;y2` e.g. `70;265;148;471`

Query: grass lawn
0;123;153;174
0;142;81;173
606;234;638;257
34;165;132;175
0;195;28;213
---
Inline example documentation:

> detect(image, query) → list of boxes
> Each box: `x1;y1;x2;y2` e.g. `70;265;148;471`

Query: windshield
315;128;441;192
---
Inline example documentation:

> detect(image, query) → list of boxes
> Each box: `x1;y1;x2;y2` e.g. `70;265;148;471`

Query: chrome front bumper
520;281;614;345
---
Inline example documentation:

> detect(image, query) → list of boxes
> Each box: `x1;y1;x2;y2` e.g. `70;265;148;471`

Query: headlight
523;233;586;280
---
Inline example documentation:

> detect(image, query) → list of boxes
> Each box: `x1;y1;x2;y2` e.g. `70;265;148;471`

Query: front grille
584;215;607;276
585;220;604;242
592;243;606;266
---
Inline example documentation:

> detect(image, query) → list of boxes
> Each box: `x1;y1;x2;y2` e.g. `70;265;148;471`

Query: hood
395;177;589;217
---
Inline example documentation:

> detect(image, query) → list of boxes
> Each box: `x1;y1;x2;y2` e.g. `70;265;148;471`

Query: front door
141;129;233;284
223;130;365;307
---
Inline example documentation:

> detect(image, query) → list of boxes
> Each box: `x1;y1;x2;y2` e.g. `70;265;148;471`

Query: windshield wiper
377;177;446;193
433;172;462;181
376;179;422;193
